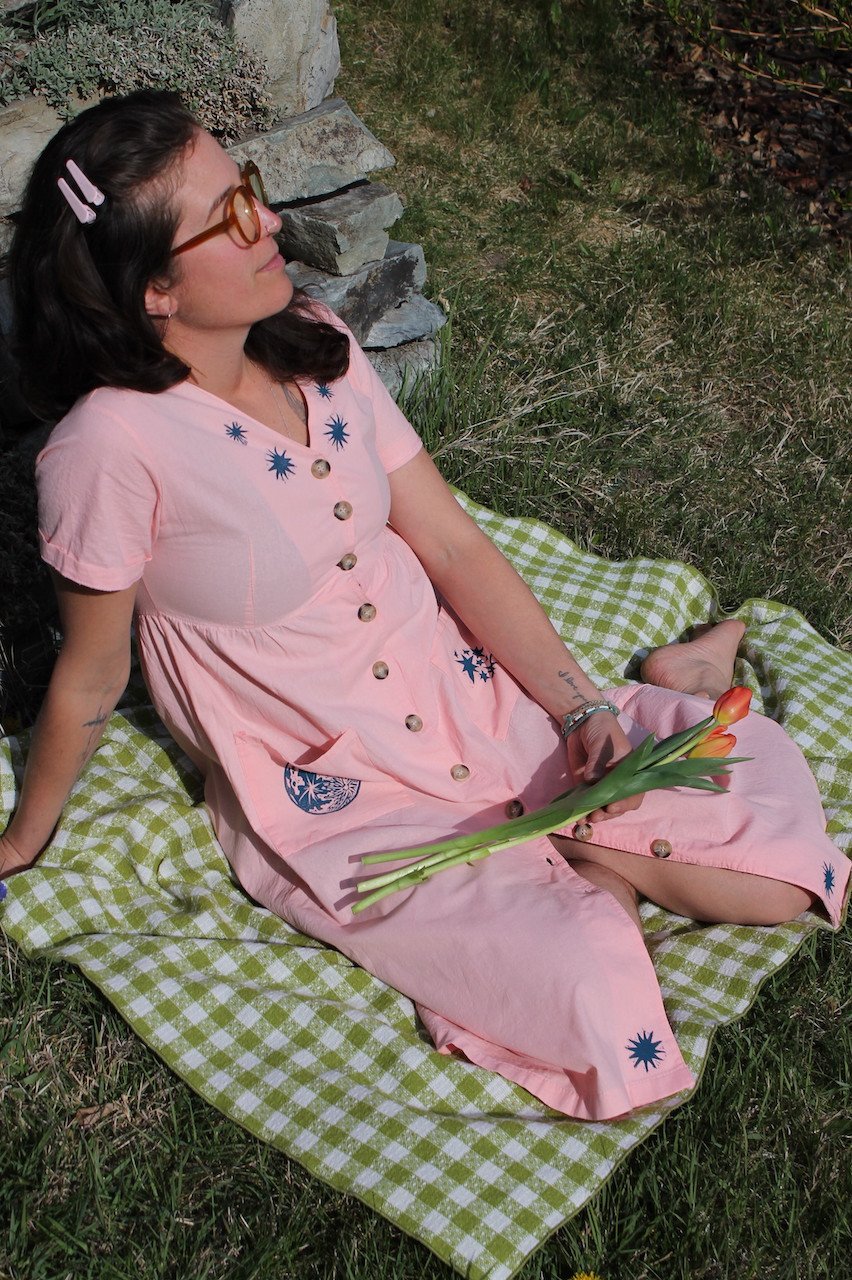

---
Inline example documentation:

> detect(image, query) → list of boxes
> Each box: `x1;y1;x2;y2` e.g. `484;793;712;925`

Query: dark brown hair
10;89;348;421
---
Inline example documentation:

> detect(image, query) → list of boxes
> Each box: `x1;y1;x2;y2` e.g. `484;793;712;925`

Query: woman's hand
565;711;643;823
0;831;38;880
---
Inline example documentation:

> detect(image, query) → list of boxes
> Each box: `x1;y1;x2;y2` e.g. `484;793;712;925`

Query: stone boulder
287;241;426;344
278;181;403;276
366;340;440;399
228;98;394;204
362;293;447;349
0;96;65;253
217;0;340;115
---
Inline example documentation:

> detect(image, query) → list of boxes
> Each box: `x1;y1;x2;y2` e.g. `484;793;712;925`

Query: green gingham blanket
2;494;850;1280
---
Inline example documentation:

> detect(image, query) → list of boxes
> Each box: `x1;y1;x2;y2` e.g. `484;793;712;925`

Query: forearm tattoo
79;705;108;766
558;670;585;707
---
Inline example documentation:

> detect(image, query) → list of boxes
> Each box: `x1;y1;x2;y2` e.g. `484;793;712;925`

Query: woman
1;92;846;1121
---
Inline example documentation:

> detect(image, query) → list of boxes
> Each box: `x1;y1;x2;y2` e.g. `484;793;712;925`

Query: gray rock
218;0;340;115
367;339;439;398
287;241;426;344
0;96;64;221
278;181;403;275
228;97;394;204
362;293;447;349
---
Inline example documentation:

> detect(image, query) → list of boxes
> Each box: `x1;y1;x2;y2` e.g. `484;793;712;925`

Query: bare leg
552;835;814;925
640;619;746;699
566;858;643;932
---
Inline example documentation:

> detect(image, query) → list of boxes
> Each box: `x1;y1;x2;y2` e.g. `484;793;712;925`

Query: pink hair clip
57;158;105;224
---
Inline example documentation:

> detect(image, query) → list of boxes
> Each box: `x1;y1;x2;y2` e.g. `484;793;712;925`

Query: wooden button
651;839;672;859
338;552;358;570
311;458;331;478
372;661;389;680
505;799;524;818
333;500;353;520
450;764;470;781
404;714;423;732
572;822;593;841
358;603;377;622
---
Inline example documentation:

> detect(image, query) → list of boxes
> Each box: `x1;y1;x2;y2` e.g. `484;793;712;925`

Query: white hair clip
57;158;105;224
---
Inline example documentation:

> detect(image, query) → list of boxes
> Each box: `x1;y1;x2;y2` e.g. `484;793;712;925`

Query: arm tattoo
558;671;585;707
78;705;108;767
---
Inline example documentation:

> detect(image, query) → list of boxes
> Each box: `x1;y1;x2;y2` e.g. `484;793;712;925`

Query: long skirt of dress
243;684;850;1121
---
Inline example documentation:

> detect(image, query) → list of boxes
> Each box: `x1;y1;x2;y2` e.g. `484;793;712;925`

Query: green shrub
0;0;274;142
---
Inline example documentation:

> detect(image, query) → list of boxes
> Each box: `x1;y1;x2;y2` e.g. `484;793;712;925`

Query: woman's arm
388;449;640;818
0;573;137;876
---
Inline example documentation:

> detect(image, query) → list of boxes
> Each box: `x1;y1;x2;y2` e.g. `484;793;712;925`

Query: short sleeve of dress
316;305;424;474
36;395;160;592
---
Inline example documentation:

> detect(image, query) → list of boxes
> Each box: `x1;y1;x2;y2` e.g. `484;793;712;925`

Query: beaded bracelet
560;699;620;739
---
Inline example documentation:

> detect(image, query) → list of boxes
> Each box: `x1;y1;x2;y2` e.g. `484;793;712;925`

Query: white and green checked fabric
2;495;849;1280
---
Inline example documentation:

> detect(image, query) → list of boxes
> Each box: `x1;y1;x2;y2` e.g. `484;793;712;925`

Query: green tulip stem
352;847;491;914
352;708;748;915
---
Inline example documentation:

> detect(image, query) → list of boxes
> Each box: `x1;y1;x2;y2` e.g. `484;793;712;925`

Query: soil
633;1;852;243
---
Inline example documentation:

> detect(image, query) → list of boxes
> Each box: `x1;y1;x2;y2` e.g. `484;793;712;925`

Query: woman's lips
259;251;284;272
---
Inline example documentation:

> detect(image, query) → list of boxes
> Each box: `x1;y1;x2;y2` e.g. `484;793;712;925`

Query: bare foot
639;619;746;699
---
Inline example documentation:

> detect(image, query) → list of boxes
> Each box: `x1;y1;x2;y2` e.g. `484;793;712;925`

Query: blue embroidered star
266;447;296;480
823;862;835;896
316;382;333;399
225;422;248;444
626;1029;665;1072
454;646;496;684
325;414;349;450
455;650;479;682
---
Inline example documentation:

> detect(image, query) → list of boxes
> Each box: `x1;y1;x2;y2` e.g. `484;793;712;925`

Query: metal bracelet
560;700;620;739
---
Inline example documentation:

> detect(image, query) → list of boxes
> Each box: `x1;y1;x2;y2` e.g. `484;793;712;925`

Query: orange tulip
712;686;752;726
688;730;736;759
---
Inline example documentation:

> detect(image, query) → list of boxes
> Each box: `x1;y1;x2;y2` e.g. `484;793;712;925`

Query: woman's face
163;130;293;337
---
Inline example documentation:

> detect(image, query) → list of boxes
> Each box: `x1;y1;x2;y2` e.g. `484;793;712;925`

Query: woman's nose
256;198;282;237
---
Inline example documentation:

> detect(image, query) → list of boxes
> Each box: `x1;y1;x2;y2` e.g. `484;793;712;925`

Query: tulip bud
688;731;736;759
712;686;752;726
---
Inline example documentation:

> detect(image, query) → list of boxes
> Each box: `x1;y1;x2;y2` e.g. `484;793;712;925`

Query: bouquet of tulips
352;686;753;914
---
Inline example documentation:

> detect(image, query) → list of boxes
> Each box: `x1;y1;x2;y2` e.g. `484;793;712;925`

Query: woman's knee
735;879;814;926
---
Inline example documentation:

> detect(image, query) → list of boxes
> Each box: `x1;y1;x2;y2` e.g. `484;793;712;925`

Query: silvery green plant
0;1;274;142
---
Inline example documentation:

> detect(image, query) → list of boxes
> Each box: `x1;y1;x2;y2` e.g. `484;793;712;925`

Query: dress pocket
429;605;520;742
232;727;413;857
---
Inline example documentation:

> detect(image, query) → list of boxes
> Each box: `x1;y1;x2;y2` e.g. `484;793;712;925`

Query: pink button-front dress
36;312;850;1121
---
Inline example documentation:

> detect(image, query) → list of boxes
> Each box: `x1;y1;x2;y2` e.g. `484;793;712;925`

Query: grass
1;2;850;1277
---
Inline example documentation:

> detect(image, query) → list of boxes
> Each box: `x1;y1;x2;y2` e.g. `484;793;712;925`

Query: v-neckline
181;378;314;451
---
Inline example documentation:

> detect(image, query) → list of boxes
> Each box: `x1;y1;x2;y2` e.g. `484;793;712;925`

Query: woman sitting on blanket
1;91;846;1122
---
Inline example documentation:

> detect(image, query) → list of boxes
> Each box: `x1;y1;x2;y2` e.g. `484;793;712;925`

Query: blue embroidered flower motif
0;881;7;902
325;415;349;450
284;766;360;814
626;1029;665;1072
316;382;333;399
454;647;496;684
266;447;296;480
823;862;835;896
225;422;248;444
